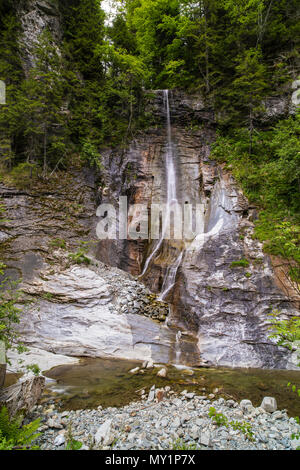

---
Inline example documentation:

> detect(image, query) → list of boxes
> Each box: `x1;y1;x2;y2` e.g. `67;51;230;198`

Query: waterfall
140;90;183;300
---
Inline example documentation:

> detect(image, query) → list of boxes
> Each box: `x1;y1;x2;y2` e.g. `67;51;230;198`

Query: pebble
54;435;65;447
157;368;167;378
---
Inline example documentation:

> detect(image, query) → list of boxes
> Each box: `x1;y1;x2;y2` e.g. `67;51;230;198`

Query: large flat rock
12;266;200;370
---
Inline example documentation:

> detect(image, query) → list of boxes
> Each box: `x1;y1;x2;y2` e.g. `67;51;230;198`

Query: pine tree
230;47;269;154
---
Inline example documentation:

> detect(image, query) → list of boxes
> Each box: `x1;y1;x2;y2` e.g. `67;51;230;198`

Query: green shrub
0;407;41;450
209;407;254;442
230;259;250;268
171;438;198;450
80;138;103;171
65;425;83;451
268;311;300;354
26;364;41;376
0;266;23;352
68;248;91;266
50;238;67;250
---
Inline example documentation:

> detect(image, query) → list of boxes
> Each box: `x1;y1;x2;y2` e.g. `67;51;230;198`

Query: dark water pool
42;358;300;417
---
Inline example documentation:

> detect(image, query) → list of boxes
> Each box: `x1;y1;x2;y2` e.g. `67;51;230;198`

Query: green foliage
50;238;67;250
0;267;23;352
268;310;300;362
1;162;40;188
80;139;103;170
0;27;68;174
211;111;300;280
287;384;300;448
26;364;41;376
0;202;8;224
171;438;198;450
209;407;255;442
230;420;255;442
208;407;228;426
65;424;83;451
0;203;24;352
0;406;41;450
0;0;147;177
68;242;91;266
230;259;250;268
124;0;299;105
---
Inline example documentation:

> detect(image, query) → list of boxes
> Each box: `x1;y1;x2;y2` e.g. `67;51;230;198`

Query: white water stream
140;90;183;301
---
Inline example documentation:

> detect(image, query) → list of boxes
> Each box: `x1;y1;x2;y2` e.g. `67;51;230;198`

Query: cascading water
140;90;184;301
175;330;182;364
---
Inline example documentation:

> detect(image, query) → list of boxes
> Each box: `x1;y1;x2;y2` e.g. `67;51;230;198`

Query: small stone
146;360;154;369
172;417;181;429
94;419;113;446
272;411;283;420
291;438;300;450
260;397;277;413
240;399;252;407
157;368;167;378
156;389;165;402
47;419;63;430
200;432;211;447
54;435;65;447
129;367;140;374
182;369;194;376
190;425;199;440
148;389;155;402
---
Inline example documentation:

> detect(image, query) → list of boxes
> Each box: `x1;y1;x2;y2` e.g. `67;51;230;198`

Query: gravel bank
28;388;300;451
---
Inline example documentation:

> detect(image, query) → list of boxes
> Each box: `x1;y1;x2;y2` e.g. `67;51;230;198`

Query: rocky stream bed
28;389;300;451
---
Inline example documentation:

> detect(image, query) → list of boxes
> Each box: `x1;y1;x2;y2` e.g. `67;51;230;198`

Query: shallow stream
37;358;300;416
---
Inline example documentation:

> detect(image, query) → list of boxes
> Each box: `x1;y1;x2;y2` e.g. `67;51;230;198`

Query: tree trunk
0;341;6;389
0;376;45;417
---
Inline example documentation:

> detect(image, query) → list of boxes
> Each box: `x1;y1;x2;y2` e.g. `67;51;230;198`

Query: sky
101;0;119;24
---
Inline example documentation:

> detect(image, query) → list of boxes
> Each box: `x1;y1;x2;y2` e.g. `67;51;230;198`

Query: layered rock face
98;90;299;370
0;170;200;369
1;89;298;370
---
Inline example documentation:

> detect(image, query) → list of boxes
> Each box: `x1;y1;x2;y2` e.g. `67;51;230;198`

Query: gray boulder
95;419;113;447
260;397;277;413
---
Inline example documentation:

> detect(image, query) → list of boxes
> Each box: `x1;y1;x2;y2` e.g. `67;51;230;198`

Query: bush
68;242;91;266
80;138;103;171
230;259;250;268
0;406;41;450
208;407;254;441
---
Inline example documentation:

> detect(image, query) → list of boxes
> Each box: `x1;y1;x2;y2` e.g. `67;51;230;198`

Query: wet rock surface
171;168;299;369
7;261;200;368
97;91;299;370
29;391;300;450
0;91;299;371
